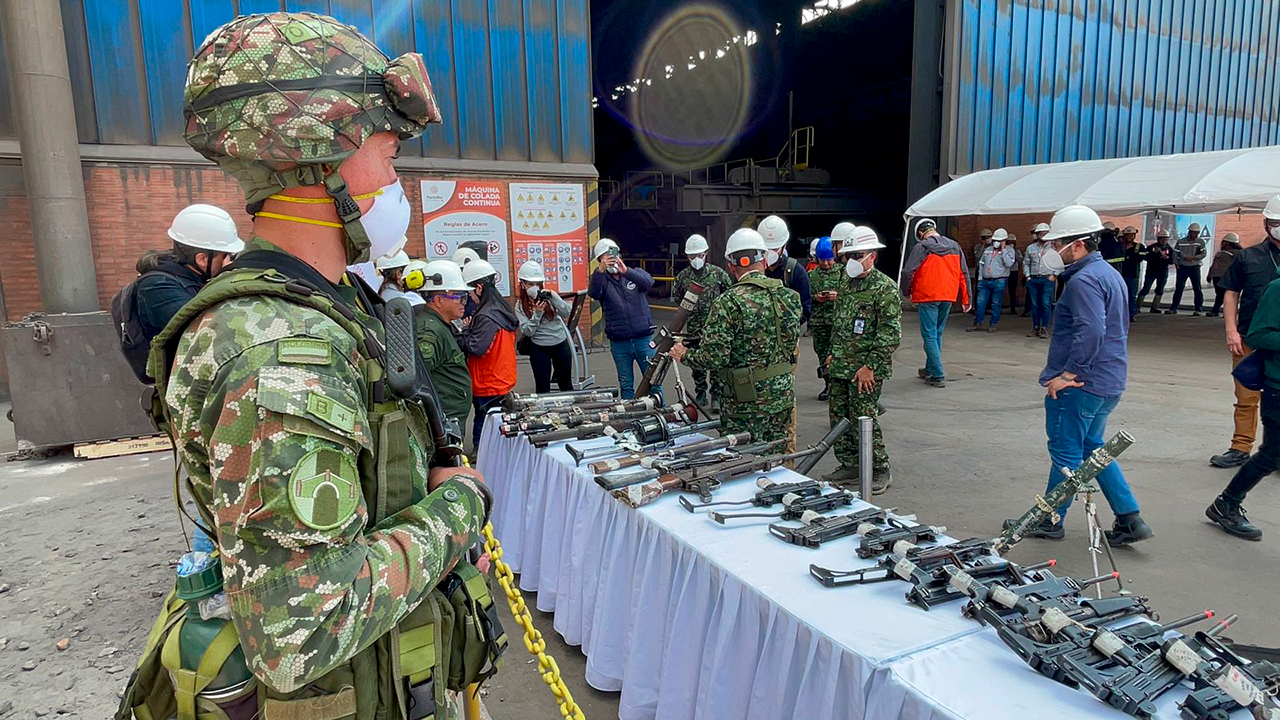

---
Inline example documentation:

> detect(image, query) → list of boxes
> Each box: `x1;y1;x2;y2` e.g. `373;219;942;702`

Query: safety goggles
434;292;467;301
847;251;873;261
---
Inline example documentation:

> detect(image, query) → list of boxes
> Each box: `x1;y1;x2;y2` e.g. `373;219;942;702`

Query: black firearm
1178;622;1280;720
590;431;753;475
593;434;768;490
707;489;856;524
958;568;1117;631
635;282;703;398
524;408;698;447
680;478;824;513
502;388;618;412
383;298;464;465
566;415;721;465
499;396;666;435
810;538;997;588
616;418;852;507
501;394;662;423
767;507;894;548
857;517;945;558
904;558;1059;611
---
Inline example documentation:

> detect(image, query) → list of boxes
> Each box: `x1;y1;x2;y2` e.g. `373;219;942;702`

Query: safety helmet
1103;221;1118;231
724;228;767;267
1032;222;1051;234
830;222;857;245
1044;205;1104;242
838;226;885;254
1121;226;1138;236
757;215;790;249
452;247;481;266
183;13;442;264
685;234;709;255
1188;222;1202;232
809;238;819;257
407;260;470;293
517;260;546;283
915;218;937;236
1222;232;1241;245
814;237;834;261
980;228;993;239
167;204;246;253
1264;194;1280;221
1156;228;1171;239
375;249;411;272
991;228;1008;241
462;259;499;286
593;238;619;260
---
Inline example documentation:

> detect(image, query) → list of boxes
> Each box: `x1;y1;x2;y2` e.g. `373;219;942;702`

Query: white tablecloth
477;415;1247;720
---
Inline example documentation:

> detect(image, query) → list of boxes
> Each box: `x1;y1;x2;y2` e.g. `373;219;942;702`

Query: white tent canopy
905;145;1280;219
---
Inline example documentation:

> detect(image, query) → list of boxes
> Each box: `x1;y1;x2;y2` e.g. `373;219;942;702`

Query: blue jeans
974;278;1008;326
916;301;952;379
1123;276;1139;318
1026;276;1055;329
1044;389;1140;519
610;334;659;399
472;395;504;451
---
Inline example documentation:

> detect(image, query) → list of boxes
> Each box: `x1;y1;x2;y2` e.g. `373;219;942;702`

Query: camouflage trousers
828;379;888;472
811;324;833;378
722;405;793;447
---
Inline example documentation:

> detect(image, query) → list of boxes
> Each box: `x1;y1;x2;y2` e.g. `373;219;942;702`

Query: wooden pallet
74;434;171;460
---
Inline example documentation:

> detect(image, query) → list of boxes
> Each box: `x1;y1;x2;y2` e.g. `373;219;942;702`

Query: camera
535;289;555;303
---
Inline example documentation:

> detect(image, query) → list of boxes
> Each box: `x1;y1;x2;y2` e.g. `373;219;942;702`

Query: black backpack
110;271;163;384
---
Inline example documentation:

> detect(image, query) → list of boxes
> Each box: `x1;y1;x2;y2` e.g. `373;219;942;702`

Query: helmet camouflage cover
184;13;442;262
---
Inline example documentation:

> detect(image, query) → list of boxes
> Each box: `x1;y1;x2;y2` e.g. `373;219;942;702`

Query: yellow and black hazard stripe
586;180;602;346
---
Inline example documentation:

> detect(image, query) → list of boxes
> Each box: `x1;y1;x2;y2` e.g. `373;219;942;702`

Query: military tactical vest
117;266;504;720
718;274;798;410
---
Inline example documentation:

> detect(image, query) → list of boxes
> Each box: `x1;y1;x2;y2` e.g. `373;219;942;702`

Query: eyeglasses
848;252;872;260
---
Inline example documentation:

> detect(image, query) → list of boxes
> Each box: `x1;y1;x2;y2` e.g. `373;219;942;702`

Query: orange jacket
902;234;972;306
468;328;517;396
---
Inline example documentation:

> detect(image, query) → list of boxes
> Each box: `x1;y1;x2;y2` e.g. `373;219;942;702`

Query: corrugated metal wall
947;0;1280;176
0;0;592;164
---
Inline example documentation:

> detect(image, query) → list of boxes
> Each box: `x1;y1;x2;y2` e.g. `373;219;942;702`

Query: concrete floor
0;304;1276;719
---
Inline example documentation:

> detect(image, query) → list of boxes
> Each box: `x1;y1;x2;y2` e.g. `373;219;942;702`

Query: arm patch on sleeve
289;447;360;530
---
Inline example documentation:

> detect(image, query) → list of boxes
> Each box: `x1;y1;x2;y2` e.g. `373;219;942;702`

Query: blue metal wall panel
372;0;417;155
489;0;531;161
451;0;497;160
951;0;1280;174
413;0;460;158
556;0;591;164
190;0;237;48
329;0;373;40
139;0;191;144
83;0;151;144
238;0;282;15
285;0;329;15
523;0;562;163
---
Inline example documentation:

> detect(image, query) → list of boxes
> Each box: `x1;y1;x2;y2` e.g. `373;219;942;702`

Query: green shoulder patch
278;338;333;366
307;392;356;433
289;448;360;531
419;341;437;362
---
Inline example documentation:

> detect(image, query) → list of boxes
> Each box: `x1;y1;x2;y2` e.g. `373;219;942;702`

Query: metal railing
624;171;665;209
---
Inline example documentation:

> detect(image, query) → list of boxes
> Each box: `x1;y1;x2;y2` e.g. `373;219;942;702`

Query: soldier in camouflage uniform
808;236;842;402
670;233;733;407
822;225;902;494
120;14;495;719
670;228;802;446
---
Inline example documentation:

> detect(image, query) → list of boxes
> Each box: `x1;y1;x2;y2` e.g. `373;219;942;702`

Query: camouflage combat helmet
183;12;442;263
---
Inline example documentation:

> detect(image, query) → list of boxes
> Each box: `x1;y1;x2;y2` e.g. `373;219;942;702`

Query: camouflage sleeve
865;282;903;377
682;293;734;372
671;269;687;303
202;340;486;693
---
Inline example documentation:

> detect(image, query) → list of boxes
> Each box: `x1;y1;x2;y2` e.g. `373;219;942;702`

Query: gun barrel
1160;610;1215;633
795;418;853;476
1079;571;1120;588
1207;613;1239;636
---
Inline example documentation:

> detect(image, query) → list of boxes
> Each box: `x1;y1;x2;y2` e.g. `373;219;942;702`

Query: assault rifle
383;298;464;465
594;434;767;490
958;568;1121;631
680;478;824;514
499;396;665;436
612;418;851;507
502;388;618;412
808;538;1005;588
903;558;1058;611
501;394;661;423
857;517;945;558
523;408;698;448
706;489;856;524
995;430;1134;555
768;507;895;548
566;415;721;465
635;282;703;398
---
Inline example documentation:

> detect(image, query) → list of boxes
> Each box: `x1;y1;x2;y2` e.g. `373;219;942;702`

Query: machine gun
566;415;720;465
679;478;824;513
995;431;1134;555
499;396;666;436
857;517;945;558
502;388;618;412
635;282;703;398
809;538;997;588
612;418;851;507
1179;625;1280;720
524;408;699;448
767;507;894;548
594;434;768;491
706;489;856;524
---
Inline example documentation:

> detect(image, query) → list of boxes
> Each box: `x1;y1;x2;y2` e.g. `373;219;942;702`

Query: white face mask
525;285;541;299
1271;226;1280;241
690;257;705;270
765;249;780;266
845;257;868;278
1040;243;1067;274
359;179;412;260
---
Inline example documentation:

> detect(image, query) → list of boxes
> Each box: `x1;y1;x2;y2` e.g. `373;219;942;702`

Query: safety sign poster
420;180;511;295
509;182;588;294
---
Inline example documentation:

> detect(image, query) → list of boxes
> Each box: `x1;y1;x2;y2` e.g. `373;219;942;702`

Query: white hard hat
1265;194;1280;221
757;215;790;249
462;259;499;285
517;259;546;283
724;228;767;259
408;260;470;293
1032;222;1051;234
167;204;245;253
809;238;819;256
375;250;411;271
452;247;481;266
838;226;885;254
1188;222;1202;232
1223;232;1240;243
991;228;1009;241
685;234;709;255
830;222;857;245
1044;205;1104;242
593;237;619;260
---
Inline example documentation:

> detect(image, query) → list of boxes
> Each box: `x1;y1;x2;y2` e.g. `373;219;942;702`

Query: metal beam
678;184;880;216
0;0;99;313
906;0;946;206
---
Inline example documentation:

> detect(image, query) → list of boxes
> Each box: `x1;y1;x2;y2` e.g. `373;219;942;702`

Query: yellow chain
483;523;587;720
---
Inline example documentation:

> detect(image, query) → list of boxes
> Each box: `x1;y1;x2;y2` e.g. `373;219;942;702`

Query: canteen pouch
440;564;508;689
720;362;792;405
116;590;187;720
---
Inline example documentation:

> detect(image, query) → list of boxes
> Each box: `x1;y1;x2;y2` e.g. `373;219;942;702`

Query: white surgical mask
1271;227;1280;241
845;258;868;279
765;249;780;266
360;179;412;260
690;257;705;270
1040;243;1067;274
525;285;541;299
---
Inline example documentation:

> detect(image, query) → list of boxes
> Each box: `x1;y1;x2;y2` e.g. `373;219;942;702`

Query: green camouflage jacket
671;263;734;338
683;271;802;414
808;264;845;327
829;267;902;381
161;246;487;693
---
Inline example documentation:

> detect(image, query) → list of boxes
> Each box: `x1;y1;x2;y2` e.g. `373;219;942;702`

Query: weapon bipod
1078;480;1126;598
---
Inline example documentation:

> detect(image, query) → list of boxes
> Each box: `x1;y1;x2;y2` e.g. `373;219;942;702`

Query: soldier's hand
855;365;876;393
429;466;486;493
669;341;687;361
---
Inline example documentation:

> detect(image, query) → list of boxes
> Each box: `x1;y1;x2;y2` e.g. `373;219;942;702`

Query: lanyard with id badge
854;318;867;335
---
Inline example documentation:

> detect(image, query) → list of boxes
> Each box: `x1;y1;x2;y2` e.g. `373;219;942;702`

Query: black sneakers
1205;497;1263;540
1209;449;1249;468
1105;512;1154;545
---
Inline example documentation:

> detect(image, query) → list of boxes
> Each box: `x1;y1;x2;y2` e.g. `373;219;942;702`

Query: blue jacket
589;267;654;341
135;258;206;338
1040;252;1129;397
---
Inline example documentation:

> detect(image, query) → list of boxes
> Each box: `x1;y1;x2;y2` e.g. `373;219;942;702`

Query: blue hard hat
815;236;835;260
